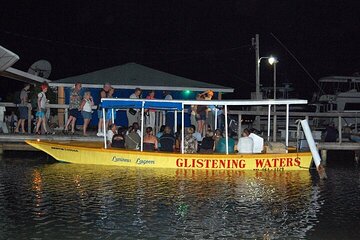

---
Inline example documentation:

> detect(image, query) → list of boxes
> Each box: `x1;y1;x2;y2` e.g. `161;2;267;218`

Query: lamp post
268;56;279;141
258;55;279;141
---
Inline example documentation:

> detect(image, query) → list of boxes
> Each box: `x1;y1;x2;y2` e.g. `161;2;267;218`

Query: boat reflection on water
31;163;321;239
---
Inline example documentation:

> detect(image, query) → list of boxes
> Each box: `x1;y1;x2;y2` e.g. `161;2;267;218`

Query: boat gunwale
25;140;312;158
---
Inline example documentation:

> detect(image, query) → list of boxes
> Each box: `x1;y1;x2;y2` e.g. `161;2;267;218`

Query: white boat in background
317;76;360;112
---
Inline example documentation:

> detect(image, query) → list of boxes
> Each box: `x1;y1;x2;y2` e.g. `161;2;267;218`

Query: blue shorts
81;111;92;120
97;110;104;119
36;110;45;118
19;106;28;119
69;108;79;118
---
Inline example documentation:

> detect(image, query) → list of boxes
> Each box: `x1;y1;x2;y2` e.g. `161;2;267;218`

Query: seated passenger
159;126;176;152
237;128;254;153
190;124;203;142
143;127;158;151
199;130;214;153
125;126;141;150
248;130;264;153
215;130;235;154
107;123;117;146
156;125;166;148
111;126;127;148
213;128;223;145
184;127;198;153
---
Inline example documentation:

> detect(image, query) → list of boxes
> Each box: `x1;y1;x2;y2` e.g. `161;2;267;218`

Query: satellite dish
28;60;52;79
0;45;20;71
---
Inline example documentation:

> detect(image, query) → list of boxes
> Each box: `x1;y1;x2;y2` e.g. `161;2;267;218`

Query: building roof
50;62;233;93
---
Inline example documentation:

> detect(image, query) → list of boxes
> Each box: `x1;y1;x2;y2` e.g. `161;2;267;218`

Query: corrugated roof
51;62;233;92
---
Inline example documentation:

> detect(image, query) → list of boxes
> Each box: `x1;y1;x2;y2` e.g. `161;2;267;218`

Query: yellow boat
26;98;317;171
25;140;313;170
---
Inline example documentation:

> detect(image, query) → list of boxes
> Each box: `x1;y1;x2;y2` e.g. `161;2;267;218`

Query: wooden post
338;116;342;144
355;151;360;164
27;103;32;133
238;113;242;137
321;149;327;166
58;86;65;128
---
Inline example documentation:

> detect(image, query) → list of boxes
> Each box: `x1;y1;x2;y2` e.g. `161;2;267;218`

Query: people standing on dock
35;83;49;134
15;84;30;134
145;90;156;129
64;82;82;135
80;91;94;136
163;91;174;129
127;88;141;127
195;94;207;136
97;83;111;137
105;87;116;130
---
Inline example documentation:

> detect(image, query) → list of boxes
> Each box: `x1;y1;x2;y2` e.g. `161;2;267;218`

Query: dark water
0;152;359;240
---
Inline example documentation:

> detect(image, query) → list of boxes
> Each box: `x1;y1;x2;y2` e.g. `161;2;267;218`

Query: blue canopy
101;99;183;111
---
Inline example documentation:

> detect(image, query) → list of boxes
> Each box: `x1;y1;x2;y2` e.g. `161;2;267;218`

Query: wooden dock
0;134;103;152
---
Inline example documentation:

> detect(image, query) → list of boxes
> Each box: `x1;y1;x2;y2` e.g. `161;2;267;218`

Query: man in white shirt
249;131;264;153
237;128;253;153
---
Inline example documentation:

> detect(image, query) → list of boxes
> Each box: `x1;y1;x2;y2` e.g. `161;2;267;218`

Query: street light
258;55;279;141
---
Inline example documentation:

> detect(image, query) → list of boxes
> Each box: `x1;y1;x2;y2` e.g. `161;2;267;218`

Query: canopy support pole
285;104;289;152
224;105;229;155
140;101;145;152
267;104;271;142
111;109;115;123
214;108;218;130
103;108;107;149
174;110;177;134
181;104;184;154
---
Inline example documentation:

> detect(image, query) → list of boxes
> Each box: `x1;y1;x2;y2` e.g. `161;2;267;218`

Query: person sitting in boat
213;128;223;146
125;126;141;150
184;127;198;153
131;122;141;136
111;126;126;148
248;130;264;153
199;130;214;153
215;130;235;154
159;126;176;152
156;125;166;148
175;125;182;152
190;124;203;143
237;128;254;154
107;123;117;147
143;127;158;151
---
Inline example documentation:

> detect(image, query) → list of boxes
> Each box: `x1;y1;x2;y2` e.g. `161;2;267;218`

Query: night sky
1;0;359;99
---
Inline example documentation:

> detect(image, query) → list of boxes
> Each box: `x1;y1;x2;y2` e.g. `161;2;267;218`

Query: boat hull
26;140;313;171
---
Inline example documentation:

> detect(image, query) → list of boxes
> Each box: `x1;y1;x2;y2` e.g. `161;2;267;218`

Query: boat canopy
101;98;308;109
101;99;183;110
100;97;308;153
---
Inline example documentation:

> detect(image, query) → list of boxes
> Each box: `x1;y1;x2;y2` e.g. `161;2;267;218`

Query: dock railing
0;102;359;143
230;110;359;144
